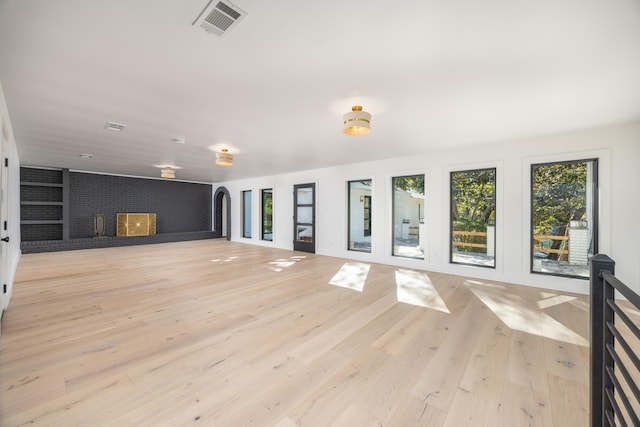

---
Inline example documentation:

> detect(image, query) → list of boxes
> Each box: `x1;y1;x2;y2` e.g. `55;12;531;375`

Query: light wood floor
0;239;590;426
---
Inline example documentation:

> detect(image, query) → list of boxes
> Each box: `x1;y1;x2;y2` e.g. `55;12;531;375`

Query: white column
486;225;495;258
569;221;589;265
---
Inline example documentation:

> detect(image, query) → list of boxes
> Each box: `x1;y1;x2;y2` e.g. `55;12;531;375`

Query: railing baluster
603;267;616;426
606;342;640;424
591;254;615;427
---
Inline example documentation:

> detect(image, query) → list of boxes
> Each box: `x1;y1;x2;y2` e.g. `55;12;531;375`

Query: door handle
1;236;9;243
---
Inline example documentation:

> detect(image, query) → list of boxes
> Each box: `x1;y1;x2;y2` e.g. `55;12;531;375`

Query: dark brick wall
20;168;65;241
21;205;63;221
69;173;212;238
20;168;63;184
21;224;62;241
21;231;219;253
21;185;63;202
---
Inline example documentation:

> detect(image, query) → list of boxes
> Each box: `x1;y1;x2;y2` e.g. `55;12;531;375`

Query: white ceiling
1;0;639;183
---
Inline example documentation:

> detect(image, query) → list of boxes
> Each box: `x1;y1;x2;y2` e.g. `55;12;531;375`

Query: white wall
214;122;640;295
0;81;21;312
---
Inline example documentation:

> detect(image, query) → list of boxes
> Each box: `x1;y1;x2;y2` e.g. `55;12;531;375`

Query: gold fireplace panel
117;213;156;237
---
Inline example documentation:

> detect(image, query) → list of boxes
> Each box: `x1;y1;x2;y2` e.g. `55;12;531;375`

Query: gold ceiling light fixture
343;105;371;136
160;166;176;179
216;148;233;166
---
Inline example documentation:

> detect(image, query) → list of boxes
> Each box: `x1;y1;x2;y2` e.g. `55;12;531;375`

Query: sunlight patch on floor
267;256;306;272
211;256;239;263
537;294;577;310
465;280;588;346
395;269;450;313
329;262;370;292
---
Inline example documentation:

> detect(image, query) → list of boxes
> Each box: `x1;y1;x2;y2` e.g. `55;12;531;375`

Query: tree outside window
450;168;496;268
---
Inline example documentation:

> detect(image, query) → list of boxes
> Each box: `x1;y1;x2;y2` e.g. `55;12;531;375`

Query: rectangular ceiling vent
193;0;247;37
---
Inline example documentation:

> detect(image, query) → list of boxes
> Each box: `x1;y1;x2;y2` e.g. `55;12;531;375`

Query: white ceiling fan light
154;164;182;179
160;166;176;179
215;149;233;166
343;106;371;136
192;0;247;37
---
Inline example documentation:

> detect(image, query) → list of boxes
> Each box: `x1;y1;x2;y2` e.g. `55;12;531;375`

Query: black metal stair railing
591;254;640;427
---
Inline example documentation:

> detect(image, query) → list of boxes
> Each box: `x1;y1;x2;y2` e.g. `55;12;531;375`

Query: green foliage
452;220;488;231
532;162;587;235
262;190;273;233
451;169;495;225
451;169;495;253
393;175;424;194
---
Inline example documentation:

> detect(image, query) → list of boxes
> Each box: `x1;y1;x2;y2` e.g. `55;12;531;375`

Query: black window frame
449;167;496;269
261;188;273;241
347;179;372;253
242;190;252;238
530;158;599;279
391;174;425;259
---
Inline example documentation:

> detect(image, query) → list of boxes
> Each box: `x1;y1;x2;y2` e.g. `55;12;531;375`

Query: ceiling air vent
192;0;247;37
104;121;126;132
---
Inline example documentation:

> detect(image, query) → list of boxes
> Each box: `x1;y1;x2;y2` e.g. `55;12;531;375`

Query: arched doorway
213;186;231;240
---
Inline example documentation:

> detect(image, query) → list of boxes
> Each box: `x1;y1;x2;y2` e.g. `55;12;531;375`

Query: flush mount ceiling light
161;166;176;179
343;106;371;136
104;121;126;132
215;149;233;166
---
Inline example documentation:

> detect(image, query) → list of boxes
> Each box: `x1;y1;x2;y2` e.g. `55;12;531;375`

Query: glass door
293;183;315;253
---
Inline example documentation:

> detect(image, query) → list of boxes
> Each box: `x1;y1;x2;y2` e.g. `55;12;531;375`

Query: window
531;159;598;278
242;190;252;238
261;189;273;241
450;168;496;268
348;180;372;253
392;175;424;259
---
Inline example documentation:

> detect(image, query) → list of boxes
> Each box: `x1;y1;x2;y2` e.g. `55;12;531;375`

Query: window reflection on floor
211;256;239;263
266;255;306;272
395;269;449;313
329;262;370;292
464;280;588;346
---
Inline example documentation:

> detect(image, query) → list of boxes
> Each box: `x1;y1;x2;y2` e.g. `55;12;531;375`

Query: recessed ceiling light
172;138;186;144
79;153;93;159
104;121;126;132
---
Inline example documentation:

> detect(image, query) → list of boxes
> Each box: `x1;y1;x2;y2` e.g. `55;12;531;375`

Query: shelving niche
20;167;66;241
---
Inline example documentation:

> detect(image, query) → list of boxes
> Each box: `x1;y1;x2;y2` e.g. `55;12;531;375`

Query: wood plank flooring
0;240;590;426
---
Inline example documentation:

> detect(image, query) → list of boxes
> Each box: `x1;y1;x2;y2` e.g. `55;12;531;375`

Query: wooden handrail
452;231;487;237
533;234;569;255
452;230;488;249
533;247;569;255
534;234;569;241
452;242;487;249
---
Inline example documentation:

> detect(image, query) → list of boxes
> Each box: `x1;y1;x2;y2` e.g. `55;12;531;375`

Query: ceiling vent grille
193;0;247;37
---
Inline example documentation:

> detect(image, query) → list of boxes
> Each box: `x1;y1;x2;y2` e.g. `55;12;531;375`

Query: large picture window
242;190;252;238
450;168;496;268
348;180;372;253
261;189;273;241
531;159;598;278
392;175;424;259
